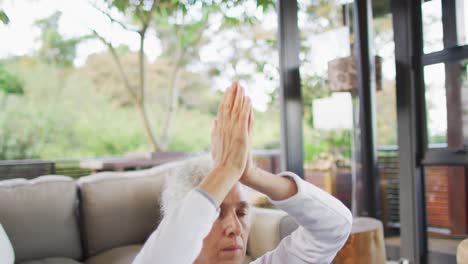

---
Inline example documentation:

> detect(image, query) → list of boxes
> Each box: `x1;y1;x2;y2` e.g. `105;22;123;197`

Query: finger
248;107;253;135
210;120;220;161
240;96;251;130
217;87;230;119
211;120;217;139
232;83;244;114
224;82;238;117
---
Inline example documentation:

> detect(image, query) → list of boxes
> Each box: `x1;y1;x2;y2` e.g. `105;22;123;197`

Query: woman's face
194;183;252;264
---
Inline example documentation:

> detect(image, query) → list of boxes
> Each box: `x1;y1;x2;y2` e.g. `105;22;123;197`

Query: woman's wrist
240;166;260;186
215;164;243;180
198;165;242;206
242;168;298;201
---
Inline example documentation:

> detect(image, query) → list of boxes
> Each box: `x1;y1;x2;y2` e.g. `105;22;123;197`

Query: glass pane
425;166;451;233
424;165;467;257
422;0;444;54
198;3;281;152
374;11;401;263
465;1;468;46
298;2;403;261
297;0;352;204
424;60;468;148
423;0;468;51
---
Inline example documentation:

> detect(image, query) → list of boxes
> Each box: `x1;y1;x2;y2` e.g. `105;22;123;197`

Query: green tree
290;1;345;129
89;0;274;151
152;9;212;148
35;12;91;67
80;49;219;111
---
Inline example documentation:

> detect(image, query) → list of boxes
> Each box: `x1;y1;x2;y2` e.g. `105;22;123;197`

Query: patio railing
0;159;92;180
0;150;281;181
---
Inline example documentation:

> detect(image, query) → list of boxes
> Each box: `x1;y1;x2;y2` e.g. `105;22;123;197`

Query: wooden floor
385;236;462;263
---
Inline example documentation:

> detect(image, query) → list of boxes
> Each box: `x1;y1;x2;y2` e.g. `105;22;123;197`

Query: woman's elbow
337;208;353;244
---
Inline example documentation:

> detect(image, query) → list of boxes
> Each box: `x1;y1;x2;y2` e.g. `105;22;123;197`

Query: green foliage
1;0;399;162
108;0;130;12
0;66;23;95
299;0;343;34
372;0;390;17
376;81;398;146
222;16;242;27
154;8;210;59
89;0;278;151
303;134;329;162
0;10;9;25
216;0;274;28
35;12;90;67
0;59;282;159
429;134;447;145
0;109;43;160
102;0;217;24
256;0;275;11
80;49;217;109
102;0;161;17
0;59;147;159
303;127;351;163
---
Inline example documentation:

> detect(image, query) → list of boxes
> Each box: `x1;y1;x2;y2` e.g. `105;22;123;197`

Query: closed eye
236;209;248;217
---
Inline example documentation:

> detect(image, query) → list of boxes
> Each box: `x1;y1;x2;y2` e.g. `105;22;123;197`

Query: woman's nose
223;213;242;237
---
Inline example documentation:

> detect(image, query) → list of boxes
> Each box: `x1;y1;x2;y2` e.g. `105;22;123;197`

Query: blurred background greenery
0;0;406;163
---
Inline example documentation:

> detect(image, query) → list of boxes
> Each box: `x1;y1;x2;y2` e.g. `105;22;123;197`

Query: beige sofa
459;239;468;264
0;158;297;264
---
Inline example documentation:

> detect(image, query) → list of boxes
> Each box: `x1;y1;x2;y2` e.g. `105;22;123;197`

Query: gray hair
161;154;215;217
161;154;251;217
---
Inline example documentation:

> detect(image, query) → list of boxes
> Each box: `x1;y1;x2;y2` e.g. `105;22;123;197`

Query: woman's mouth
222;245;243;251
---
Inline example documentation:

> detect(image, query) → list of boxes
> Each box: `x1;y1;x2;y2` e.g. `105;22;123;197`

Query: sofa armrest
458;239;468;264
247;207;299;259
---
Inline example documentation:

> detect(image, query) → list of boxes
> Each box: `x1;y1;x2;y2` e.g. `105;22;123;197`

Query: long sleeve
251;172;352;264
132;188;220;264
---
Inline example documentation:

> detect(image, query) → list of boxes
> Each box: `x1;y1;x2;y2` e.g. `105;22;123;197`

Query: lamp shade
327;55;383;93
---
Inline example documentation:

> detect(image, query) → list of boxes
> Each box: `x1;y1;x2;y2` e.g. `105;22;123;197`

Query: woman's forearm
133;189;219;264
242;167;298;201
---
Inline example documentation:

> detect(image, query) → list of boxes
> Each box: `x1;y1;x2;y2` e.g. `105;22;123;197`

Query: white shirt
0;224;14;264
133;172;352;264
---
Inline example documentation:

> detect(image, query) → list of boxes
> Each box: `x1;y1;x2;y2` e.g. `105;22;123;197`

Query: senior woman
133;81;352;264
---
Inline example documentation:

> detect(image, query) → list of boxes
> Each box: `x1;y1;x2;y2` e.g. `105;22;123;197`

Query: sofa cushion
247;208;289;259
85;244;141;264
0;176;82;262
21;258;83;264
0;223;14;264
78;163;174;257
458;239;468;264
244;255;253;264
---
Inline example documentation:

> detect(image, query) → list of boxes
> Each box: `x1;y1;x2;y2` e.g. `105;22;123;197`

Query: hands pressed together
210;81;257;184
200;81;297;206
